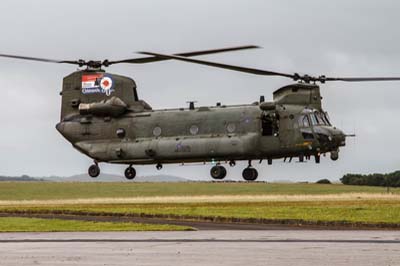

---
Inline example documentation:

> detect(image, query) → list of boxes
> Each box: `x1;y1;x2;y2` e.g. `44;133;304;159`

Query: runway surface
1;230;400;266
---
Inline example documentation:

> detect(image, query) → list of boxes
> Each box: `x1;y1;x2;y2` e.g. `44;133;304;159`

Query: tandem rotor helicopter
1;46;400;181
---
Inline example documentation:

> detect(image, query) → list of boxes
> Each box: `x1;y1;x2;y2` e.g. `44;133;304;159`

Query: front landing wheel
88;164;100;178
124;166;136;180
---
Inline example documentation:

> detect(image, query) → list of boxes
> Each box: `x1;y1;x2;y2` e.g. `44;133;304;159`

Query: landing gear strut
88;162;100;178
124;165;136;180
315;154;321;164
242;161;258;181
210;165;227;180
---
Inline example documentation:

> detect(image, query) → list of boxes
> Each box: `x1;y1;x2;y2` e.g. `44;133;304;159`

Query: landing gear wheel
330;150;339;161
156;163;163;170
242;168;258;181
124;166;136;180
210;165;227;180
88;164;100;178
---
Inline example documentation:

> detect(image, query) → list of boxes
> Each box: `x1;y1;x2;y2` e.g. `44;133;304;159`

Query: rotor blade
325;77;400;82
108;45;260;65
138;51;295;79
0;53;80;65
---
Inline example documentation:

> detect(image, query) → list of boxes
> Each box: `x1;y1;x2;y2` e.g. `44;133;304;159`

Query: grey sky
1;0;400;181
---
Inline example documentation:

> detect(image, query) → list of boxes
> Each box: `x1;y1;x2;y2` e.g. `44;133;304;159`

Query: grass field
1;200;399;225
0;182;398;200
0;182;399;227
0;217;191;232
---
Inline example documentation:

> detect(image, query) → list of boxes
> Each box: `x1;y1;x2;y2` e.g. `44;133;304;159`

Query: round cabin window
227;123;236;133
190;125;199;135
153;126;162;137
116;128;126;138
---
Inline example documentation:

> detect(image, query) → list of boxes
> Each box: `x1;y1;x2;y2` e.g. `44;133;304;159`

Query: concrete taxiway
0;230;400;266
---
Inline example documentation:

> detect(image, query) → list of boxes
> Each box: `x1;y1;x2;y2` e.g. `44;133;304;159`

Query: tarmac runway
1;230;400;266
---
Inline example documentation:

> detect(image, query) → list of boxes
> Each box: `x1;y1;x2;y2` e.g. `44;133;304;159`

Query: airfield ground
0;182;399;230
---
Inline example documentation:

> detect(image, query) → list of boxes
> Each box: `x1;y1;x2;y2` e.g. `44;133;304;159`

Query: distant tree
340;171;400;187
316;179;331;184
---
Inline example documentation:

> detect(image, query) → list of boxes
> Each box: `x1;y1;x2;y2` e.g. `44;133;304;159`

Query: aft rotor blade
138;51;295;78
109;45;260;65
0;53;79;65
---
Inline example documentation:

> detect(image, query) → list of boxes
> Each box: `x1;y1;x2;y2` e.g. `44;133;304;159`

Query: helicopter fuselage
55;70;346;180
56;101;345;166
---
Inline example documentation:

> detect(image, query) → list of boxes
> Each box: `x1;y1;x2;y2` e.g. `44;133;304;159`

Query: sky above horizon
1;0;400;181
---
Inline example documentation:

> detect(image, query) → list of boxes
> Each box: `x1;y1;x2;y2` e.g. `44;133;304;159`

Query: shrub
316;179;331;184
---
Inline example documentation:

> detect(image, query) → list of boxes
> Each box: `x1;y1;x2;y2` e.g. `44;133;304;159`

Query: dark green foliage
341;171;400;187
316;179;331;184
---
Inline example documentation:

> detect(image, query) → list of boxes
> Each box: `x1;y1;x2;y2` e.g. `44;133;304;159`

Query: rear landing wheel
242;167;258;181
124;166;136;180
88;164;100;178
210;165;227;180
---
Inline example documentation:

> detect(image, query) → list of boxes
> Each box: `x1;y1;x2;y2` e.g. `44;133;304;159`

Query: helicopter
2;47;400;181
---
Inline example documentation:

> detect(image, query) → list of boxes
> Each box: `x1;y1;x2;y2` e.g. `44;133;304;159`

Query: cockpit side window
323;112;332;126
316;112;326;125
299;115;310;127
310;113;318;126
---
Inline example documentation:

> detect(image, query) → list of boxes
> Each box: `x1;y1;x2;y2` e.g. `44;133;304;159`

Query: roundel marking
100;76;113;96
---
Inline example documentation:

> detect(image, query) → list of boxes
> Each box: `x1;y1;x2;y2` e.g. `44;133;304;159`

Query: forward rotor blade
0;53;79;65
138;51;295;79
325;77;400;82
138;52;400;83
109;45;260;65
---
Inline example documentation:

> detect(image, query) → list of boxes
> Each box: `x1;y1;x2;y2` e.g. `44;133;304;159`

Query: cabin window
190;125;199;135
226;123;236;133
261;113;278;136
153;126;162;137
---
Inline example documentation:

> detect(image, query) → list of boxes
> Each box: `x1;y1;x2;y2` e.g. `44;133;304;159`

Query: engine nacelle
79;96;127;117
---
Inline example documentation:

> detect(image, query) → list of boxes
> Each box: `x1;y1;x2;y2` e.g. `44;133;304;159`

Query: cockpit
299;110;331;128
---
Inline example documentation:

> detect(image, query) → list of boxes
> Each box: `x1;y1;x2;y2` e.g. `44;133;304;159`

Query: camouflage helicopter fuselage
56;70;346;180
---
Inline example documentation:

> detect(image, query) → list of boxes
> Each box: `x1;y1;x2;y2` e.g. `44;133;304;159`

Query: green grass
2;200;400;225
0;217;192;232
0;182;399;227
0;182;398;200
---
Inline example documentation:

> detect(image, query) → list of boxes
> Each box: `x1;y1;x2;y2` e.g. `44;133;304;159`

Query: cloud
1;0;400;180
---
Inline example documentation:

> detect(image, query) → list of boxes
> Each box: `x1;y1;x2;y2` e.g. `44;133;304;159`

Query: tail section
60;70;138;120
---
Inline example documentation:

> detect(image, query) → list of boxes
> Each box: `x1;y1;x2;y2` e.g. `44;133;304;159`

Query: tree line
341;171;400;187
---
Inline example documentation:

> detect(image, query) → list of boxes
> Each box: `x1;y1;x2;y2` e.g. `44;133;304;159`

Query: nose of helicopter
332;129;346;147
314;127;346;148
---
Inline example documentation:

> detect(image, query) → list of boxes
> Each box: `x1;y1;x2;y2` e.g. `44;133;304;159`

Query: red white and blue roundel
81;74;115;96
100;76;114;96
